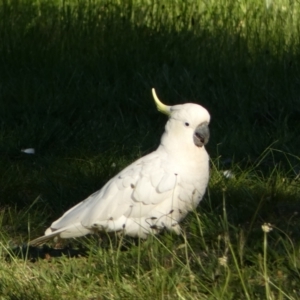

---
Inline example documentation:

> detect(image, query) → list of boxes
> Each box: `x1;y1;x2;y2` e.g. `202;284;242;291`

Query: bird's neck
158;134;208;165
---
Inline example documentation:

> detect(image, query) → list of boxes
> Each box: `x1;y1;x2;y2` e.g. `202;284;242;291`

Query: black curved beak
193;122;210;147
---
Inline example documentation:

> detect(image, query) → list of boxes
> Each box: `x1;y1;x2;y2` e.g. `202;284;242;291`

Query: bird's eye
185;122;190;127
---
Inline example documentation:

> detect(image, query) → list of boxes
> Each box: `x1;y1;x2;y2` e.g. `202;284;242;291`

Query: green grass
1;0;300;298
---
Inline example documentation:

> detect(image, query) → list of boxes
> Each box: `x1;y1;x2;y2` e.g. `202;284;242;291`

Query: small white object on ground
222;170;235;179
21;148;35;154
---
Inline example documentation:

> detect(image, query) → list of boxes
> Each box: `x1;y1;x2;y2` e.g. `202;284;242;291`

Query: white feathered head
152;88;210;148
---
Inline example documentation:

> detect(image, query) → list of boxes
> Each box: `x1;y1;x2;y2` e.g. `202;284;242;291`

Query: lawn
0;0;300;299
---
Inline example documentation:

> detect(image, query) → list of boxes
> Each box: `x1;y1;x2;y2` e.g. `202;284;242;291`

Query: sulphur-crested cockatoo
29;89;210;246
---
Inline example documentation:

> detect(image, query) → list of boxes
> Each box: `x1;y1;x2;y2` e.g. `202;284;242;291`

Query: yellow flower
218;255;228;266
261;223;273;233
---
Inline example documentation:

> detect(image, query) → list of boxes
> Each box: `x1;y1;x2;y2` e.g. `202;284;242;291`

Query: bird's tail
28;230;64;247
29;223;93;246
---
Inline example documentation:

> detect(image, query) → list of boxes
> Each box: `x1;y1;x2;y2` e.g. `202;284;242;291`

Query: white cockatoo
29;89;210;246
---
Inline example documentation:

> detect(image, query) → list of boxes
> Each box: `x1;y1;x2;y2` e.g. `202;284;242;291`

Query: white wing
29;149;182;245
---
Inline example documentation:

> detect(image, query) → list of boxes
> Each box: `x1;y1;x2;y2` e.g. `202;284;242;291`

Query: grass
0;0;300;298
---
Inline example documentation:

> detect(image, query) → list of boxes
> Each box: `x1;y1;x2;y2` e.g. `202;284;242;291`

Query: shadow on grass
8;244;88;262
7;233;139;262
